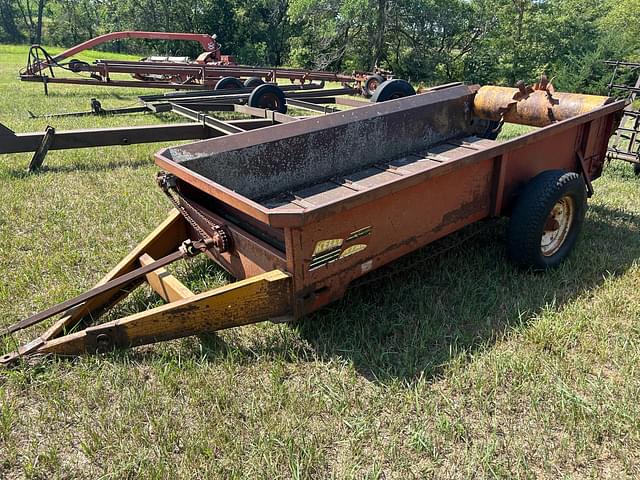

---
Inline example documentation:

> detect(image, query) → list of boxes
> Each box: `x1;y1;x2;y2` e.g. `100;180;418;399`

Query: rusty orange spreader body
0;83;626;364
155;83;623;317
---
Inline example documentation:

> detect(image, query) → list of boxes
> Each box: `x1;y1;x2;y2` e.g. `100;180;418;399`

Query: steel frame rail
0;89;360;171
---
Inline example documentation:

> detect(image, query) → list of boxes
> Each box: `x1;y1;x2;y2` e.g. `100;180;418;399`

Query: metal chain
157;173;210;240
157;172;231;252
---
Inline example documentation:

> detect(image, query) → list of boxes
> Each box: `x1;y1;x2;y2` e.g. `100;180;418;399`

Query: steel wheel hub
541;195;575;256
259;93;280;110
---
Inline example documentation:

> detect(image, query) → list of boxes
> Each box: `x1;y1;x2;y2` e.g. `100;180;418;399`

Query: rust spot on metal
438;194;488;230
473;85;613;127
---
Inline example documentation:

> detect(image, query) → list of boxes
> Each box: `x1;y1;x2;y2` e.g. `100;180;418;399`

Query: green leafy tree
599;0;640;58
0;0;24;42
0;0;637;92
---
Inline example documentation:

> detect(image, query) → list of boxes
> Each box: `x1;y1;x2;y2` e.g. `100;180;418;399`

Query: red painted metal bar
52;31;217;60
28;31;219;74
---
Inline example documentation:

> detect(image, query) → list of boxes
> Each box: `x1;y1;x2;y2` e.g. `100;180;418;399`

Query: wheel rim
368;79;379;92
259;92;280;111
540;195;575;257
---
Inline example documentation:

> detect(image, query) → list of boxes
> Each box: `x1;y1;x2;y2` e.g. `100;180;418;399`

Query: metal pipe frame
605;60;640;168
0;119;275;155
0;90;358;169
21;56;366;93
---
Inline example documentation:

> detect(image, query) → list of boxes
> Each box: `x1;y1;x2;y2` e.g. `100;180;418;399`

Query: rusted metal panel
291;158;494;314
260;138;497;214
497;126;581;210
580;117;610;179
157;85;478;199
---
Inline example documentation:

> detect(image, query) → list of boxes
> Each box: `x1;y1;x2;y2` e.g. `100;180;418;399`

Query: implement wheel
215;76;244;90
363;74;385;98
248;84;287;113
244;77;264;88
68;59;90;73
507;170;587;270
371;79;416;102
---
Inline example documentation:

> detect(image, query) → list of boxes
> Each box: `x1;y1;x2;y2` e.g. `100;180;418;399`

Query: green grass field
0;44;639;479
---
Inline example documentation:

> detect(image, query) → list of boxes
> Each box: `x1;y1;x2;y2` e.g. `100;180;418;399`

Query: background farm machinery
19;30;391;97
1;79;456;171
606;60;640;175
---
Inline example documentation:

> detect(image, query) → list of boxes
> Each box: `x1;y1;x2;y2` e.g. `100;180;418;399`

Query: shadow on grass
292;203;640;383
37;158;153;173
41;89;144;99
20;109;178;125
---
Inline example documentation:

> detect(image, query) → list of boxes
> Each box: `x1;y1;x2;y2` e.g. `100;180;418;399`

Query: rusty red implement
0;81;626;365
20;31;390;95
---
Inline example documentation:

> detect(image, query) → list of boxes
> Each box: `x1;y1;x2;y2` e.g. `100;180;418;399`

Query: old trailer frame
0;86;365;171
0;84;625;365
24;31;221;75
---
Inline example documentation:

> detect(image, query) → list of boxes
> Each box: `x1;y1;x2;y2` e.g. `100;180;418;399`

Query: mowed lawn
0;44;639;479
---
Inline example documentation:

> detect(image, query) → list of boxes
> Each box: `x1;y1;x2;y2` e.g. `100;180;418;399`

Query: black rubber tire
248;84;287;113
634;163;640;176
480;120;502;140
370;79;416;103
507;170;587;270
215;76;244;90
363;74;385;98
68;59;89;73
244;77;264;88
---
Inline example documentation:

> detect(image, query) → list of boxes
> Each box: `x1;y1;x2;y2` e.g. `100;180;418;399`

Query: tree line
1;0;638;93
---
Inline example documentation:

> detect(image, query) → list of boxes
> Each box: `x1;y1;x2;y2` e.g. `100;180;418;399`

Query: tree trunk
372;0;387;69
35;0;45;43
511;0;526;85
16;0;36;43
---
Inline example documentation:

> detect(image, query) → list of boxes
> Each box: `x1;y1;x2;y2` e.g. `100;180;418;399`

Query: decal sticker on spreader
345;226;372;242
309;226;372;270
339;244;368;258
312;239;343;256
